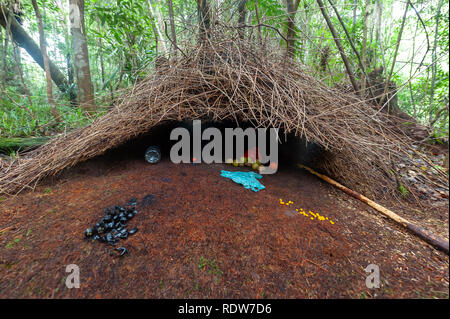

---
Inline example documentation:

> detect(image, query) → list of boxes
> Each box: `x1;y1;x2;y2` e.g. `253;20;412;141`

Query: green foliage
398;184;408;197
0;0;447;141
88;0;158;87
0;94;94;138
5;237;20;249
198;256;223;280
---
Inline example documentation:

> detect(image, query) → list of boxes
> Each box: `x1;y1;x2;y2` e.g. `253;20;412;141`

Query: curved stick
298;164;449;254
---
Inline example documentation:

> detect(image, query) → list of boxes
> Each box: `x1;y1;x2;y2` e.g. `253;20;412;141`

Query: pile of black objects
84;198;141;257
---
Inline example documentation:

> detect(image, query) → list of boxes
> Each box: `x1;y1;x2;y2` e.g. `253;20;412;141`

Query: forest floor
0;149;448;299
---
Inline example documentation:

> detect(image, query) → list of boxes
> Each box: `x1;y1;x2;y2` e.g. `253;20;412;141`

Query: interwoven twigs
0;37;447;198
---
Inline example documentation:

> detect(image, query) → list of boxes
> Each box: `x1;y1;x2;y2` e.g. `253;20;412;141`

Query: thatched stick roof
0;39;446;199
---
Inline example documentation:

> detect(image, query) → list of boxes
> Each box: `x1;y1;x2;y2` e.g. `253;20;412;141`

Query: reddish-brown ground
0;153;448;298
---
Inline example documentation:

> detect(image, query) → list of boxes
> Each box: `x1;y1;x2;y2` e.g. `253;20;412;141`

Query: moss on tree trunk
0;137;49;153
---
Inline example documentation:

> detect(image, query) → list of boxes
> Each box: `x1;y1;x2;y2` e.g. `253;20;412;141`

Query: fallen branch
0;226;13;234
0;137;50;153
298;163;449;254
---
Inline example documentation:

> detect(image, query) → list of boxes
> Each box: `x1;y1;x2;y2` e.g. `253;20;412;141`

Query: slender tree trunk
197;0;210;42
1;26;6;79
0;24;4;91
12;40;20;84
167;0;177;56
2;36;7;85
378;0;409;111
361;0;370;96
254;0;262;45
12;43;35;117
301;2;311;64
286;0;300;58
429;0;444;122
0;4;68;91
237;0;247;39
183;0;189;22
317;0;359;94
54;0;77;105
409;20;419;117
327;0;375;100
32;0;60;122
148;0;166;53
69;0;95;112
145;0;159;54
368;17;374;66
96;19;105;86
115;54;126;91
2;3;34;116
374;0;382;68
67;52;76;106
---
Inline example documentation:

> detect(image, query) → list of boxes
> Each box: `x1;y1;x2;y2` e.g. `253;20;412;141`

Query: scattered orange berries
279;198;335;225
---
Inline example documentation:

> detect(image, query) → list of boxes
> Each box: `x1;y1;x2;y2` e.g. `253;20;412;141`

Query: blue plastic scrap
220;170;265;192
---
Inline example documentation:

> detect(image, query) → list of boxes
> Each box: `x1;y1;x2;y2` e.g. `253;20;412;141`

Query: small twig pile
0;35;447;198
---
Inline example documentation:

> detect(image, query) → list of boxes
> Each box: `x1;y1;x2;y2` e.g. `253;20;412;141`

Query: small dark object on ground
84;228;94;238
125;198;137;208
84;197;152;256
129;227;138;235
141;194;155;207
144;146;161;164
111;247;129;257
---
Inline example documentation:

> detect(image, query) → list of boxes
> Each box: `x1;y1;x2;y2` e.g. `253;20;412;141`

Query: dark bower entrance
108;120;327;171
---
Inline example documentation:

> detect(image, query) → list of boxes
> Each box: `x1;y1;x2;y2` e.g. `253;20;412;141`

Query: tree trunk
0;4;68;92
378;0;409;112
96;19;105;87
67;53;76;106
327;0;375;100
0;19;5;91
197;0;210;42
361;0;370;96
254;0;262;45
31;0;60;122
69;0;95;112
149;0;167;53
54;0;77;105
167;0;177;56
147;4;160;54
316;0;359;94
237;0;247;39
286;0;300;58
4;4;34;116
374;0;382;68
429;0;444;122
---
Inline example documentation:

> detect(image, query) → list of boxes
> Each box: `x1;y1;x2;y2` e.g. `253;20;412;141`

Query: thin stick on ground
298;163;449;254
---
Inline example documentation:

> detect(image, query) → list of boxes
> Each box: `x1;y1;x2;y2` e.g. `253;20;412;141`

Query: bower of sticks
0;34;446;199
